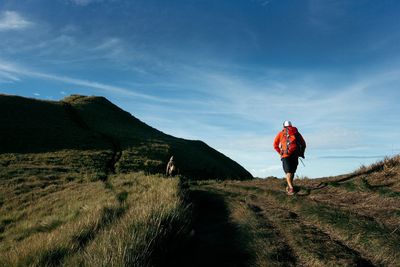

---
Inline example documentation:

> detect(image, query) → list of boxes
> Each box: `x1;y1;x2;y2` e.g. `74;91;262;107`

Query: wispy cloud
0;61;173;103
0;70;20;83
187;67;376;127
252;0;271;8
69;0;101;6
142;64;399;178
0;11;32;31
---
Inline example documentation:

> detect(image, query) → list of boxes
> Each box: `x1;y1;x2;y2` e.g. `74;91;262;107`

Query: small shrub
327;181;340;187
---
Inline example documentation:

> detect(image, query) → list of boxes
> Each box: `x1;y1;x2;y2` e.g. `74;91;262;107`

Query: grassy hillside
0;93;250;265
0;95;110;152
3;93;398;266
0;93;251;265
0;94;252;180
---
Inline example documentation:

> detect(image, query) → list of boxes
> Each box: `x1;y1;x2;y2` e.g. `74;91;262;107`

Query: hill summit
0;94;252;180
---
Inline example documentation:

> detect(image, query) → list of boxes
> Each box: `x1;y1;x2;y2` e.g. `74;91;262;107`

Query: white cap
283;120;292;127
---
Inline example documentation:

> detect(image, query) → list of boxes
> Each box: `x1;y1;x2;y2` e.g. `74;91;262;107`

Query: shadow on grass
175;189;253;267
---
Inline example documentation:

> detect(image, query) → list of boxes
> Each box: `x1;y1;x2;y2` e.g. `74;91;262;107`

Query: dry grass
0;164;189;266
354;155;400;176
64;173;190;267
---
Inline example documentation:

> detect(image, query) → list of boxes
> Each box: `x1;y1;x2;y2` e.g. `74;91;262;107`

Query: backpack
281;127;305;158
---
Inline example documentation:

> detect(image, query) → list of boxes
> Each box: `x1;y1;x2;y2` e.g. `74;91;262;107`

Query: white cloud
0;11;32;31
94;38;122;51
0;60;176;103
33;93;40;96
144;64;399;177
0;70;20;83
69;0;104;6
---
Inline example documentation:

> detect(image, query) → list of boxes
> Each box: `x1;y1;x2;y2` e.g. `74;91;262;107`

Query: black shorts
282;155;299;174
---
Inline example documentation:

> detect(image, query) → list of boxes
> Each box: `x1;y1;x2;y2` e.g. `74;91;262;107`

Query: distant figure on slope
273;121;306;195
166;156;177;176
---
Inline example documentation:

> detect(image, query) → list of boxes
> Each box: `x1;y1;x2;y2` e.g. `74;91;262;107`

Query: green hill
0;94;252;180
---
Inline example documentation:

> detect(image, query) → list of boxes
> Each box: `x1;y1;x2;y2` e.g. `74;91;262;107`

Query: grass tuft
342;181;356;192
116;191;129;203
377;188;400;198
37;247;70;267
360;177;373;192
327;181;340;187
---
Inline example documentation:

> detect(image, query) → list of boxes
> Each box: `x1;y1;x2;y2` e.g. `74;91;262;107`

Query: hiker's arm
273;133;281;154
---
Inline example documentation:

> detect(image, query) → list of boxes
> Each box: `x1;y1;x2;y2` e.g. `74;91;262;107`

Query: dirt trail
185;181;383;267
245;198;374;267
177;189;253;267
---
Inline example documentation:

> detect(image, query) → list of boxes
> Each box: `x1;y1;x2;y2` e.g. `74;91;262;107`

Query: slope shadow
173;189;253;267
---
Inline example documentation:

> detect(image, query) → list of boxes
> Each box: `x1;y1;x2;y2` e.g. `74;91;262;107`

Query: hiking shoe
287;187;294;195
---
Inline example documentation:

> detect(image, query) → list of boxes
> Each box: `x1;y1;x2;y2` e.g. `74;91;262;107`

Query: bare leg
286;172;294;189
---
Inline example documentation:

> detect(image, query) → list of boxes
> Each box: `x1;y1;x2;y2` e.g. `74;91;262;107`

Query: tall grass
0;173;190;266
65;174;190;267
355;155;400;176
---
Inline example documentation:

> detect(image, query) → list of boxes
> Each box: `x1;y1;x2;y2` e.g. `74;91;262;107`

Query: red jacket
273;126;306;158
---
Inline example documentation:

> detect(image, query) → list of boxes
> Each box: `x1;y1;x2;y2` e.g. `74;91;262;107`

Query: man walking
273;121;306;195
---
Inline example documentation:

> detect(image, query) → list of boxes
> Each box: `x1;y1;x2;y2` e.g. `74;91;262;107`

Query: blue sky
1;0;399;178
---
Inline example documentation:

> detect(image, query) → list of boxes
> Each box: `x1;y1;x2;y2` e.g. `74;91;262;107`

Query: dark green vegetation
0;94;252;180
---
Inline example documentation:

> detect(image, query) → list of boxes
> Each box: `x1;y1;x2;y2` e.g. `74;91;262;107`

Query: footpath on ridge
179;172;400;267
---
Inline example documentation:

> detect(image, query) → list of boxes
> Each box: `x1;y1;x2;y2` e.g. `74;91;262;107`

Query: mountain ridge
0;93;252;180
